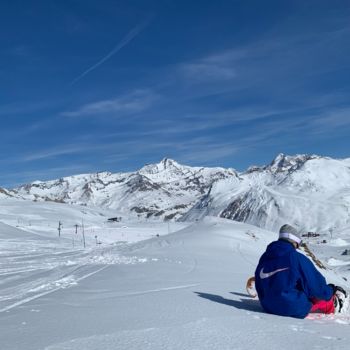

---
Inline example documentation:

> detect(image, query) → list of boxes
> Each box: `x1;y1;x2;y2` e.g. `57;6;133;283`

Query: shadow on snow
194;291;264;313
230;291;251;298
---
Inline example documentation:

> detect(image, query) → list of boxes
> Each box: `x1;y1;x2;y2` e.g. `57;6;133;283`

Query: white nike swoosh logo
259;267;289;279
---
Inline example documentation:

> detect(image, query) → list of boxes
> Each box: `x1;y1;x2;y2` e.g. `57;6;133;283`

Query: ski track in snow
0;242;153;313
0;265;108;313
0;220;157;314
0;245;150;314
112;283;200;298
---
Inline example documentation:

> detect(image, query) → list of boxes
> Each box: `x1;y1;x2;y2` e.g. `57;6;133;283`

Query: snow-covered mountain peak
266;153;320;173
244;153;319;175
184;153;350;232
0;187;11;199
160;158;180;170
139;158;184;176
283;157;350;193
4;154;350;232
8;159;238;221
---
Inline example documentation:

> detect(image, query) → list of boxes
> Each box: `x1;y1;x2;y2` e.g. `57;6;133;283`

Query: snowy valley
1;154;350;349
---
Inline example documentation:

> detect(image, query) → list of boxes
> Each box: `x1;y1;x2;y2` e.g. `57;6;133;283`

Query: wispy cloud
62;89;158;117
70;17;153;85
22;144;89;162
0;164;92;187
174;138;239;164
20;138;158;163
310;108;350;134
128;104;315;137
177;21;350;90
101;136;240;166
179;50;242;82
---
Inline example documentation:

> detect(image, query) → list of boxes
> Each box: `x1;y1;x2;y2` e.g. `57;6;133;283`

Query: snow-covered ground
0;199;185;314
1;199;350;349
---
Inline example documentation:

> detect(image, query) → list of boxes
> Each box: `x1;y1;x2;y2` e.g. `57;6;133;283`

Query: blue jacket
255;239;333;318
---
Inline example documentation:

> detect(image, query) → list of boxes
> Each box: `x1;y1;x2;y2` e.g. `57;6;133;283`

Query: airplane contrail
70;18;152;85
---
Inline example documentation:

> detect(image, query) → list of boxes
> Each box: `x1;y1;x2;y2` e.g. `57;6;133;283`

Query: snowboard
246;276;257;298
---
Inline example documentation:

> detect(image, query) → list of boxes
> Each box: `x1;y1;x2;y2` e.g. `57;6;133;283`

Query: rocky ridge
4;154;350;233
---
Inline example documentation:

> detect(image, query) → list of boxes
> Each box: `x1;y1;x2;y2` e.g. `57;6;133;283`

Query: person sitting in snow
255;224;347;318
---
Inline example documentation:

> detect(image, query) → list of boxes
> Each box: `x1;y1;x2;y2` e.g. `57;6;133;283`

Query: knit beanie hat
279;224;302;246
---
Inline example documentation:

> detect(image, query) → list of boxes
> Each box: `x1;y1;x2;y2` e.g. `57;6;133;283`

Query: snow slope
1;216;350;350
0;198;185;245
0;198;186;316
186;154;350;232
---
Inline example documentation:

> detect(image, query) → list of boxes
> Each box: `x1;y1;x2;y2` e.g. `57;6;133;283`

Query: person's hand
328;283;347;297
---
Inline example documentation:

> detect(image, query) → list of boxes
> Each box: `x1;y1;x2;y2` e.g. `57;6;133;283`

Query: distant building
302;232;320;238
108;217;122;222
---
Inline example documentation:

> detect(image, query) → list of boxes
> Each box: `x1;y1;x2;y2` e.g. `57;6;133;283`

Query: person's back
254;224;344;318
255;239;326;318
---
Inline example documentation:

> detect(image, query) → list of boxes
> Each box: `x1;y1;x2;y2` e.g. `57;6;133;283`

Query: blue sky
1;0;350;187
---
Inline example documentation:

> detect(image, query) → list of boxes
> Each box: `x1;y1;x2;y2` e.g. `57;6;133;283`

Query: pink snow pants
309;296;335;314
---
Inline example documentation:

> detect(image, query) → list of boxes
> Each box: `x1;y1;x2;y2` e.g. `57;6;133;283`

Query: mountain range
2;154;350;233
